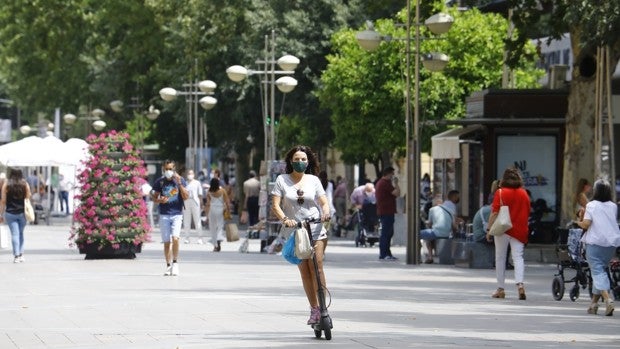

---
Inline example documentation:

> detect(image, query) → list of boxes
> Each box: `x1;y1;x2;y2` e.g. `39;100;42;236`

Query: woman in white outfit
271;145;331;325
182;170;204;244
204;177;230;252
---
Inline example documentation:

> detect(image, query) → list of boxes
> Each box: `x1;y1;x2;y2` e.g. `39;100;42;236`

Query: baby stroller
552;228;592;301
609;248;620;300
354;202;380;247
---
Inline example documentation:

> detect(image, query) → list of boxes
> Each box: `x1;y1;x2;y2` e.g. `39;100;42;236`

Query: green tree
505;0;620;224
0;0;92;114
318;5;542;169
0;0;422;170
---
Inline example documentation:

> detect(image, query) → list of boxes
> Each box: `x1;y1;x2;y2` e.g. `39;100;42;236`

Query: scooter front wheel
314;329;321;338
321;316;332;340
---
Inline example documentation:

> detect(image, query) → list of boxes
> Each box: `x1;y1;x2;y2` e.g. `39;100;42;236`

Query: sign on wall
497;135;557;222
0;119;11;143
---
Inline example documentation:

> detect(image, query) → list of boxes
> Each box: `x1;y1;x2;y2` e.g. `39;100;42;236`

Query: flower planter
79;242;142;260
70;131;151;261
106;152;125;159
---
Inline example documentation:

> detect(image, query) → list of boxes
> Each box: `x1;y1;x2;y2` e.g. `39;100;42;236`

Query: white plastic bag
0;225;9;249
294;227;313;259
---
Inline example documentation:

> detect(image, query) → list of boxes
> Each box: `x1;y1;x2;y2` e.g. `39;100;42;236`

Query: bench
452;240;495;269
421;238;454;264
436;238;454;264
34;207;50;225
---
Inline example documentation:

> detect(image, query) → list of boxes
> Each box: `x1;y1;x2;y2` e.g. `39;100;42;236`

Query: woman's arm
271;195;294;227
0;183;6;221
577;193;589;209
485;211;499;242
317;194;331;222
576;219;591;231
204;193;211;216
222;189;231;212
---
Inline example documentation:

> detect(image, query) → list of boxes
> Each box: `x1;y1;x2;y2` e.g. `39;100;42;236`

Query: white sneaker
13;256;19;263
171;262;179;276
163;265;172;276
184;239;190;244
197;238;204;245
18;256;24;263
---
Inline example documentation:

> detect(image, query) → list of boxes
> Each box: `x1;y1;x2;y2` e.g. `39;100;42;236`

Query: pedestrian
204;177;230;252
332;176;347;236
420;196;451;263
182;169;204;244
271;145;331;325
472;180;499;243
242;170;261;226
318;170;336;217
575;178;620;316
574;178;591;220
350;183;376;209
486;167;530;300
0;168;32;263
151;160;189;276
375;166;401;261
58;174;72;215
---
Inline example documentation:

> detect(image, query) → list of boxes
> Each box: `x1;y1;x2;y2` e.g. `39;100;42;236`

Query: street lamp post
356;2;453;265
63;107;107;138
159;79;217;173
110;99;160;154
226;30;299;164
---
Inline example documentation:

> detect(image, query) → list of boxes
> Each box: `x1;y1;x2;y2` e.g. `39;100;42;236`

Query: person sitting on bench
420;196;455;263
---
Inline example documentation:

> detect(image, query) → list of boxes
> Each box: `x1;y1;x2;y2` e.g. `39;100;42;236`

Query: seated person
472;201;492;243
31;185;50;211
420;196;454;263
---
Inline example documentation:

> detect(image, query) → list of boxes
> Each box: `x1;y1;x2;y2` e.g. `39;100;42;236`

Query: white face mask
187;174;194;181
164;170;174;179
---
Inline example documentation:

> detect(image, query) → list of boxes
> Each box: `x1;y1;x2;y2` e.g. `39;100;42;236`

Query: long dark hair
7;168;26;200
208;178;220;193
284;145;320;176
592;179;612;202
318;170;328;190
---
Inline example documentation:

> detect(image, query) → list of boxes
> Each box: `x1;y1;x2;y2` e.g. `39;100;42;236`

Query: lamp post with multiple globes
109;98;160;154
356;1;453;264
226;30;299;165
159;79;217;173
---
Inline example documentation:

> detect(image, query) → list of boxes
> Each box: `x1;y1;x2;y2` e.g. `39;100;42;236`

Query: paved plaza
1;217;619;349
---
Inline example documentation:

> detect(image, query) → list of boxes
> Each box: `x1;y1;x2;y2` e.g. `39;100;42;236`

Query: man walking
242;170;261;226
151;160;188;276
375;167;400;261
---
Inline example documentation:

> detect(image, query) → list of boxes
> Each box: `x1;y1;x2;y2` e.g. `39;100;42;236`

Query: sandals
517;283;526;300
491;288;505;299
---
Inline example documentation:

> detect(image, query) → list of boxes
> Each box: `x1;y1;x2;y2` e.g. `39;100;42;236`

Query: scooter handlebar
296;217;322;227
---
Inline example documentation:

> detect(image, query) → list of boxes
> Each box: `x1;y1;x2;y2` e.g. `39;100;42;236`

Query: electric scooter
300;218;333;340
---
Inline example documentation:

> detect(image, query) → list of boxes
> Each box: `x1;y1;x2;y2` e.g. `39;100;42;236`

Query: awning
431;125;484;159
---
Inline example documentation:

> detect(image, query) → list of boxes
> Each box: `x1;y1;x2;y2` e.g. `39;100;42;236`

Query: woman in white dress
204;177;230;252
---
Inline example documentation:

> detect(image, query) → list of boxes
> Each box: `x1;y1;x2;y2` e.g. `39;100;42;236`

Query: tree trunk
561;78;596;225
561;30;597;226
561;33;620;225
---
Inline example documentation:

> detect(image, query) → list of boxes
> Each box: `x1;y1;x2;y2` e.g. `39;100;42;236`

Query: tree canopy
0;0;372;167
500;0;620;224
318;5;542;168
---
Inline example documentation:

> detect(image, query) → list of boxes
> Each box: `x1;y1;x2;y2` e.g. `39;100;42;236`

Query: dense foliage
318;5;542;167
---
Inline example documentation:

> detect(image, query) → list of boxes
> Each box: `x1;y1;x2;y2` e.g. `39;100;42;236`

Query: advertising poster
497;135;557;222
